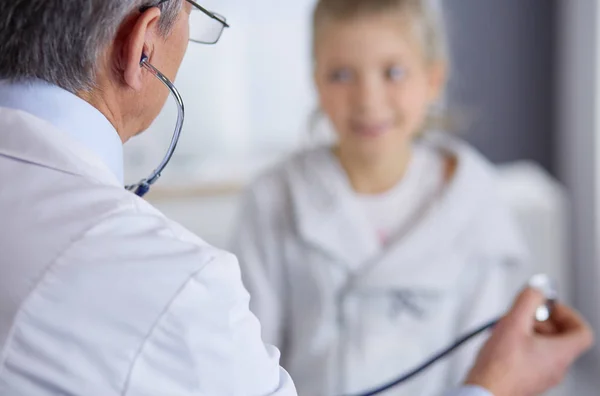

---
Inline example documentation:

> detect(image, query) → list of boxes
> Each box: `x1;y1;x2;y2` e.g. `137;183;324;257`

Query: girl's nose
353;74;385;114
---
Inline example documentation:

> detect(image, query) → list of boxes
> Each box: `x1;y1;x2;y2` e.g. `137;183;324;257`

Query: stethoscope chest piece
528;274;558;322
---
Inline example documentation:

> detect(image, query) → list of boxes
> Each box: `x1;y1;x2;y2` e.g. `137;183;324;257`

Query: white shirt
0;80;124;183
0;81;295;395
356;145;445;245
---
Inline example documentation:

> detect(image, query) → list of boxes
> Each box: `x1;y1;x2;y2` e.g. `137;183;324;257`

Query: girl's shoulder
242;145;337;211
418;134;506;200
420;134;530;262
246;145;337;195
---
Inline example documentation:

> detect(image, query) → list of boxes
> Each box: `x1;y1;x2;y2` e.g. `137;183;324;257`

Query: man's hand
465;288;594;396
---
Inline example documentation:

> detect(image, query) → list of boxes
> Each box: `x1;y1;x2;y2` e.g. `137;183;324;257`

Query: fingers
506;288;594;354
548;304;595;349
532;303;595;369
534;319;558;335
506;287;546;332
533;303;589;337
551;303;587;332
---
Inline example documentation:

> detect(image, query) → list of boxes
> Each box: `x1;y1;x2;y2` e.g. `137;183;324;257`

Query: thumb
506;287;546;332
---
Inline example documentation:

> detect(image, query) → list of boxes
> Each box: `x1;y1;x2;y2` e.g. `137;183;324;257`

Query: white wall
124;0;317;188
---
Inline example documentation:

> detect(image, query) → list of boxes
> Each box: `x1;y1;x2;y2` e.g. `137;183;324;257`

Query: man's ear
121;7;162;91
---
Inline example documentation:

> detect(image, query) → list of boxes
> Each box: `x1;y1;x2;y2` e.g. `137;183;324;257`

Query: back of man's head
0;0;181;93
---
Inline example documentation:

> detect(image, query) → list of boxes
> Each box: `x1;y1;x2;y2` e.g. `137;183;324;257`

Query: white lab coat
0;106;296;396
231;138;531;396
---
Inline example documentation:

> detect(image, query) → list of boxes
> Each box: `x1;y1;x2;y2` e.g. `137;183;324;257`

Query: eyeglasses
140;0;229;45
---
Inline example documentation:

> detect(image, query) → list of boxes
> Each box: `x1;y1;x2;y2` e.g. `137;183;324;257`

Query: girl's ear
427;61;447;102
314;66;327;109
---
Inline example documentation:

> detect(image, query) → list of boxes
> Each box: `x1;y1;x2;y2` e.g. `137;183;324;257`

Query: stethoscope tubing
125;55;185;197
346;318;499;396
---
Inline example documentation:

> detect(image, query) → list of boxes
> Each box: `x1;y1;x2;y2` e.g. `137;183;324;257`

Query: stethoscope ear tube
125;55;185;197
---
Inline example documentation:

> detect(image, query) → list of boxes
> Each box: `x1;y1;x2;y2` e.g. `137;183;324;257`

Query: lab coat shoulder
438;136;530;267
233;147;329;262
230;152;303;347
424;136;532;383
53;195;295;396
453;138;532;301
241;148;317;208
231;148;333;348
461;145;533;307
0;148;295;394
237;147;331;225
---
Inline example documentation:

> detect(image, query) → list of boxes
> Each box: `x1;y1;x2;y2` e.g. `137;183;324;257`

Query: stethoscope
345;274;557;396
125;55;185;197
123;44;558;396
123;58;559;394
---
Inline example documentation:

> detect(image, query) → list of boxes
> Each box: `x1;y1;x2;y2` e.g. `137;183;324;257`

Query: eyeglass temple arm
186;0;230;27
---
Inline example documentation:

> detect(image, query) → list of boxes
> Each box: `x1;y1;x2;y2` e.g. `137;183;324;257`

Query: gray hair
0;0;183;93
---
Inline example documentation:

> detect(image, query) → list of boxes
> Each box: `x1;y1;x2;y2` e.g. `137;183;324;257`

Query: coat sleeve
229;181;290;350
7;199;297;396
124;251;297;396
441;164;534;386
443;386;493;396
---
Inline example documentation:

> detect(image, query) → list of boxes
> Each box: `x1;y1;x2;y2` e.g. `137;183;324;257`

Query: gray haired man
0;1;593;395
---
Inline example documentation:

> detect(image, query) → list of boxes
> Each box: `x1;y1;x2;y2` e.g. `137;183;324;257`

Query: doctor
0;1;593;396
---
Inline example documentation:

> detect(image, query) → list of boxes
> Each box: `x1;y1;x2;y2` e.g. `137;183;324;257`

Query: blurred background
124;1;600;394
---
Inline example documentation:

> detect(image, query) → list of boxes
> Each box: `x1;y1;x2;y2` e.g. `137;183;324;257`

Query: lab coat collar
286;147;382;271
353;141;488;290
287;138;527;291
0;80;124;184
0;106;122;189
355;137;528;291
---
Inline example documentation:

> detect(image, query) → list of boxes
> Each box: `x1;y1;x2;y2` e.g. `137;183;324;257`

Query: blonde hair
311;0;455;134
312;0;449;66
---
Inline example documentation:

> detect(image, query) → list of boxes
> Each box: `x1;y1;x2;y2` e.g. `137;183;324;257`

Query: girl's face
314;12;446;161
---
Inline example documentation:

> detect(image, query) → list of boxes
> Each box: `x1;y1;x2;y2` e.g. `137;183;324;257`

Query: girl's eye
387;66;407;81
329;68;353;83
